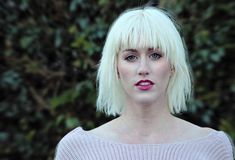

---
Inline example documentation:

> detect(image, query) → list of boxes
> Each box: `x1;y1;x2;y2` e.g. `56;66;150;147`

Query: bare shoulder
176;118;216;139
88;119;118;139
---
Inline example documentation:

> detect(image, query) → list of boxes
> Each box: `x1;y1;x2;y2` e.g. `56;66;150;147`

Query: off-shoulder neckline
75;127;220;146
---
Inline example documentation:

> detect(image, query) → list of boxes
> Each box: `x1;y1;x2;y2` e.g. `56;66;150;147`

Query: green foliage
1;0;234;159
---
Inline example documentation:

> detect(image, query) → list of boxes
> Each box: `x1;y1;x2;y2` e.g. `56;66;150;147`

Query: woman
55;4;234;160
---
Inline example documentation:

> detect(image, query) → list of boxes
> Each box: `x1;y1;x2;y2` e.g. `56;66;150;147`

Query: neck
116;101;178;137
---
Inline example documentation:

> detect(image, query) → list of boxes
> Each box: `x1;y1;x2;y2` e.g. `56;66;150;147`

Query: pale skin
89;47;214;144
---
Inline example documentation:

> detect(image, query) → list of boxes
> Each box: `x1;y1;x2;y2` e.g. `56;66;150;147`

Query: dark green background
1;0;234;159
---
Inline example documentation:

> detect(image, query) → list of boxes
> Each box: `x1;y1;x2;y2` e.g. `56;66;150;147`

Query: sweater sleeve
54;128;82;160
54;138;71;160
224;132;235;159
218;131;235;160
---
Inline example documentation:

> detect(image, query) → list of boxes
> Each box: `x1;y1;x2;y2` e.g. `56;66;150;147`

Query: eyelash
150;52;162;60
124;52;162;62
125;55;137;62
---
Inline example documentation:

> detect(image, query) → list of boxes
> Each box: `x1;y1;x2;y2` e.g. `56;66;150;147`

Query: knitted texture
55;127;234;160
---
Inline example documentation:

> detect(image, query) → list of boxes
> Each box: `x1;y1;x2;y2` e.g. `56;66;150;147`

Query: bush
1;0;234;159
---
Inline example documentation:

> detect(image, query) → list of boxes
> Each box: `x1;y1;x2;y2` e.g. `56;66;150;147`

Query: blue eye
150;52;161;60
125;55;138;62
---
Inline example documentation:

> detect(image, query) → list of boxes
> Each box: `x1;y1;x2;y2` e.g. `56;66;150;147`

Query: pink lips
135;80;154;91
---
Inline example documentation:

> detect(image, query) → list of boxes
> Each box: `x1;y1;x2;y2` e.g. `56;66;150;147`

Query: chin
134;95;158;106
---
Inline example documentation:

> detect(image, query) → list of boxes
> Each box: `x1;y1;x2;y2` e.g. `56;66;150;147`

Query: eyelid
150;50;161;54
122;51;137;58
149;52;162;60
124;55;138;62
121;50;162;60
151;51;162;56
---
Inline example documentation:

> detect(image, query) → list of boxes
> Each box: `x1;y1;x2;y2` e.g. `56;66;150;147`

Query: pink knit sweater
55;127;234;160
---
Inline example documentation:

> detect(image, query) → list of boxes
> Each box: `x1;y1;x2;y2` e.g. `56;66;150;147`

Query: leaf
0;132;9;142
0;70;22;90
50;81;93;109
68;25;78;34
20;36;34;49
50;88;79;109
55;115;65;126
210;48;224;62
71;35;86;48
220;119;235;139
78;18;89;30
69;0;82;12
55;29;62;48
65;117;79;129
98;0;108;6
194;30;210;47
20;0;29;10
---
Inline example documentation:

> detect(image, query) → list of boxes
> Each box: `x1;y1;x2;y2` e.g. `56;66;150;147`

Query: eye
150;52;162;60
125;55;138;62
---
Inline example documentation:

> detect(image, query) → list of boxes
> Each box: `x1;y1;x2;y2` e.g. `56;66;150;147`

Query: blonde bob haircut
96;6;192;116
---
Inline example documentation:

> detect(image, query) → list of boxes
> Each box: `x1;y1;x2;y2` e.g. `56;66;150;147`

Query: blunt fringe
96;6;192;116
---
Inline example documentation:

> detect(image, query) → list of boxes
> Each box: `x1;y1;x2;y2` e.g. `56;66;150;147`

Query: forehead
114;11;171;56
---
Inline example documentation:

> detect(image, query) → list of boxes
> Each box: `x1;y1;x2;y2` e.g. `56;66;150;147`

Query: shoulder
58;127;84;146
212;130;235;158
190;127;234;159
177;119;234;159
176;118;215;139
55;127;85;160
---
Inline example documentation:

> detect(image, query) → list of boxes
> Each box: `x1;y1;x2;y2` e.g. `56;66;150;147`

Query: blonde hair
96;6;192;116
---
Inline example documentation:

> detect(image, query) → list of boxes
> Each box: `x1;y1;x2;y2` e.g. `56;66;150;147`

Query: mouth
135;80;155;90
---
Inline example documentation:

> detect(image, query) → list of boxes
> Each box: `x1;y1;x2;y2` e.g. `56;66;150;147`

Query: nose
137;57;150;76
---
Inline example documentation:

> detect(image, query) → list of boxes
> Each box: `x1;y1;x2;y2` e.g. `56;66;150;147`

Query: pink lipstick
135;80;154;91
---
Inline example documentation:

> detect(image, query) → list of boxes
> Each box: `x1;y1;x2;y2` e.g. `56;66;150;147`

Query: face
117;47;172;106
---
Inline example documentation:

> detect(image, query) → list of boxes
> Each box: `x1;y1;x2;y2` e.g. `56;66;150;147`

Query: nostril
138;71;149;75
137;60;150;76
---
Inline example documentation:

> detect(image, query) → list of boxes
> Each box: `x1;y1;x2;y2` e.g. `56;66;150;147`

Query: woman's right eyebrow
123;49;137;52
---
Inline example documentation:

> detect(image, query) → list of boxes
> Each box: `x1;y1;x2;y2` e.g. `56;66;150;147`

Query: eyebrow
123;49;137;52
123;48;154;52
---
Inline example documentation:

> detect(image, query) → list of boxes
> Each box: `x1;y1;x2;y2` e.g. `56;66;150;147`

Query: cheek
117;60;134;79
118;64;131;80
154;62;171;80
